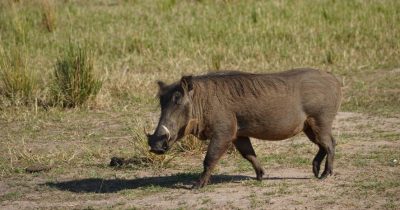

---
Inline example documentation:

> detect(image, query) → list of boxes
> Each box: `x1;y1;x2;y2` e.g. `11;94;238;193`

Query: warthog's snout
147;125;172;155
148;135;169;155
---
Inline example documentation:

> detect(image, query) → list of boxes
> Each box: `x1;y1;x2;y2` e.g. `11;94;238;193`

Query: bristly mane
192;71;289;99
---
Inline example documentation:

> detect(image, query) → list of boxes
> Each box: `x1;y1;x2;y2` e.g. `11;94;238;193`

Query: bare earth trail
0;112;399;209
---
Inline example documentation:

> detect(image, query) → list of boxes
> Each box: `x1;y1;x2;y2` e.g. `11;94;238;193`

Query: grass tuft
0;48;37;106
52;44;102;108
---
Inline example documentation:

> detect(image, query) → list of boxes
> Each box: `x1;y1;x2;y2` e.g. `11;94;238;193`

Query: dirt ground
0;111;399;209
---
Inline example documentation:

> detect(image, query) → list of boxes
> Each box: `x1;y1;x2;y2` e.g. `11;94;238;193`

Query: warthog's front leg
192;136;231;189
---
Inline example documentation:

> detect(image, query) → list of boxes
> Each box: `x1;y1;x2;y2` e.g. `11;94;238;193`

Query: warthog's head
147;76;194;154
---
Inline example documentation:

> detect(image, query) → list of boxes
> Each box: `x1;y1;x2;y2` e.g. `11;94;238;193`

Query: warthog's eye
172;91;183;105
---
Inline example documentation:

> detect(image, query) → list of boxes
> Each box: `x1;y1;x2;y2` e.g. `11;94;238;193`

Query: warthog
147;68;342;188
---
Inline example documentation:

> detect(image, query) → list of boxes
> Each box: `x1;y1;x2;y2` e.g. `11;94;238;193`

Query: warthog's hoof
256;168;266;181
319;170;333;179
192;179;209;189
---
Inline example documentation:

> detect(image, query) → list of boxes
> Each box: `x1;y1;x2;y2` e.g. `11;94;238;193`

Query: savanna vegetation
0;0;399;209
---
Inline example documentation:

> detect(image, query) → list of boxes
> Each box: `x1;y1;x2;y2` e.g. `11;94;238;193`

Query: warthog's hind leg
304;126;326;178
304;118;335;179
313;146;326;178
233;137;265;180
319;134;336;179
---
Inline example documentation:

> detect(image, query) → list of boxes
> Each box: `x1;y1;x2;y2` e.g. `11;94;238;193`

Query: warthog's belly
236;106;307;140
243;122;305;140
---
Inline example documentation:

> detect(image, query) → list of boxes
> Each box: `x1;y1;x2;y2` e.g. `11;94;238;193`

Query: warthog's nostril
162;142;169;150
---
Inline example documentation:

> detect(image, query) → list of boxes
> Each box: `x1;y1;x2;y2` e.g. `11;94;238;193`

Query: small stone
25;164;52;173
110;157;125;167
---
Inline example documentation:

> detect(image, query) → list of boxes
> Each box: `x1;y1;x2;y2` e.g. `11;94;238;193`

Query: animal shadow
45;172;311;193
45;172;251;193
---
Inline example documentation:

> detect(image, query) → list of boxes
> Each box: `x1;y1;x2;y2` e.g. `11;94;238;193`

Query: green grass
341;70;400;115
354;178;400;193
378;132;400;142
349;147;399;167
0;0;399;113
0;47;37;106
0;191;22;202
260;147;313;168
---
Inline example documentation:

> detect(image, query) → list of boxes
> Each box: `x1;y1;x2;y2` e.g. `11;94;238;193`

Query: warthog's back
191;68;342;140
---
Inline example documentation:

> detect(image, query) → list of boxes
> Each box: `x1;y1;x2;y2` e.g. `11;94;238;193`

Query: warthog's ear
157;81;168;97
157;81;167;90
180;76;193;93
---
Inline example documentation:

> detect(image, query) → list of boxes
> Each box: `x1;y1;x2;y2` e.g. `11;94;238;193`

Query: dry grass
127;128;176;168
40;0;57;32
175;135;207;154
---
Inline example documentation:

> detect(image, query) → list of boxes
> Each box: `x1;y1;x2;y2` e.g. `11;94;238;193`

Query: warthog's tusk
161;125;171;140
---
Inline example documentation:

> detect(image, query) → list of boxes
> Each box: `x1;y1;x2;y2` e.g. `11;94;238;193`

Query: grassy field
0;0;399;209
